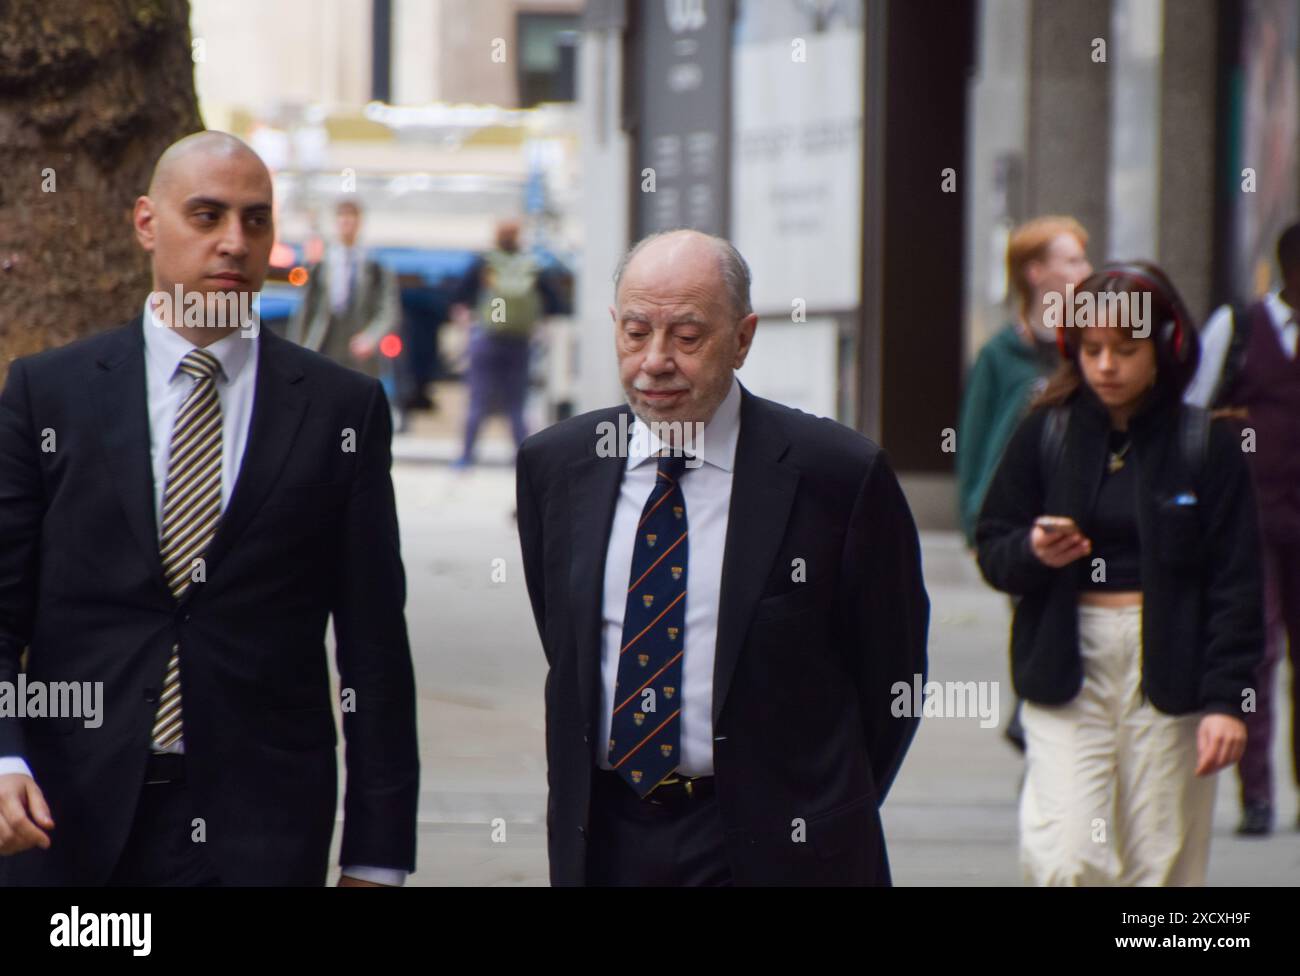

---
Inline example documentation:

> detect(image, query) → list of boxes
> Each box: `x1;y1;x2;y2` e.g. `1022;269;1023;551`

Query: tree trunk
0;0;203;378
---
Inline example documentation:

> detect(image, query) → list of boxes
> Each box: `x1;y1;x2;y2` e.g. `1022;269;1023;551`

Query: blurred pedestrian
977;262;1263;886
1185;220;1300;837
395;281;448;413
957;215;1092;752
451;218;559;468
288;198;401;383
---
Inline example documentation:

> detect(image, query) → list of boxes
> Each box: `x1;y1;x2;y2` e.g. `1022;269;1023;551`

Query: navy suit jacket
516;385;929;885
0;318;419;885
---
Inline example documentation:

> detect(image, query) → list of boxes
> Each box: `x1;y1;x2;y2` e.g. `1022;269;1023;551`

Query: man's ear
733;313;758;368
133;196;157;253
609;304;618;326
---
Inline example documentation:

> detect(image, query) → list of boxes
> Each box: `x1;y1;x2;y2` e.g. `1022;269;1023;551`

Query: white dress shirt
329;245;358;313
0;306;402;885
597;377;742;777
144;300;260;537
1184;290;1299;407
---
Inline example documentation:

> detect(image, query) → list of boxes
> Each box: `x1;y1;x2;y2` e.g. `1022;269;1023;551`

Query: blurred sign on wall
632;0;730;237
1232;0;1299;297
731;0;864;315
738;318;839;420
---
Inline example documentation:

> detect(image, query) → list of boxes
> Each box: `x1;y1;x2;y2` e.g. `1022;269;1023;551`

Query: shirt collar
142;297;257;386
626;376;742;473
1266;290;1297;327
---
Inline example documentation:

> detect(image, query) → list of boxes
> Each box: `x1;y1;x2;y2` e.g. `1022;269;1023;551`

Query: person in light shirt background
288;197;402;382
1184;220;1300;838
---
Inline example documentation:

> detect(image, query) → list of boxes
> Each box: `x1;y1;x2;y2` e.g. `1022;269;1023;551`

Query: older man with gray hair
515;228;929;886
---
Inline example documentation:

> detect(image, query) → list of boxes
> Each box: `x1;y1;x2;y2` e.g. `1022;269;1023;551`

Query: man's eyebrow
183;195;272;214
619;311;707;325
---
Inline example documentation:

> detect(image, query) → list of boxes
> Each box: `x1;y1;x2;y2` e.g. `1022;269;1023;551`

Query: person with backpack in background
451;218;560;469
957;216;1092;751
1184;220;1300;837
977;262;1264;886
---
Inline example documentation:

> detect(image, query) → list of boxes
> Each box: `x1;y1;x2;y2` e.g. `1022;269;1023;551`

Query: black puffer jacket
975;381;1263;717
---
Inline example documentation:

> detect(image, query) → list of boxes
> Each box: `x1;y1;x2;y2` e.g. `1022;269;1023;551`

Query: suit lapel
92;318;168;592
567;406;630;728
712;390;799;726
190;330;308;601
92;322;309;603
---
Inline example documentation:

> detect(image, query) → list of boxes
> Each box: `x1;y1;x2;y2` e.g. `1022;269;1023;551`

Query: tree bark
0;0;203;377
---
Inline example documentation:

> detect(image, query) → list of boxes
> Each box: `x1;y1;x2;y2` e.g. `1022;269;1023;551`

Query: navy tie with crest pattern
609;453;689;797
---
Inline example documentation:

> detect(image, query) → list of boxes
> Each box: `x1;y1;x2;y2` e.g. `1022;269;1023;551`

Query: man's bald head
614;229;753;322
147;130;269;200
134;131;276;340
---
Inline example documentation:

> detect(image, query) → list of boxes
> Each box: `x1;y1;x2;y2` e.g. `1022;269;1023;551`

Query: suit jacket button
143;688;158;704
577;825;586;838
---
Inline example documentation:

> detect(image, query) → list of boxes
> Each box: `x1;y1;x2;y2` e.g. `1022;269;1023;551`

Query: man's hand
1196;714;1247;776
338;874;390;887
0;773;54;855
1029;523;1092;568
349;333;378;361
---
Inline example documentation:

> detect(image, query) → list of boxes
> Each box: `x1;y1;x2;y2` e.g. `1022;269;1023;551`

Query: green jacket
956;323;1057;544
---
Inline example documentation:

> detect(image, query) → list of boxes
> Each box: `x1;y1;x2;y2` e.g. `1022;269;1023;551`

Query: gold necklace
1108;438;1131;473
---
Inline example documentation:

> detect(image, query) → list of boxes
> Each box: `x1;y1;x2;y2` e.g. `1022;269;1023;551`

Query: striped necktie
609;453;689;797
152;348;223;750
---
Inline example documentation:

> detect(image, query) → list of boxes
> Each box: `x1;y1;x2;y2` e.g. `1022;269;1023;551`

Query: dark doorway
864;0;975;472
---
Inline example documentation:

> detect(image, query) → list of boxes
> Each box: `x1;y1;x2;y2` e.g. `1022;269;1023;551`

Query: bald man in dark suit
0;132;419;886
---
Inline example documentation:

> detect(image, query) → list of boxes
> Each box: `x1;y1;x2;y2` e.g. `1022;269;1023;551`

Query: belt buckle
647;774;681;805
649;773;697;803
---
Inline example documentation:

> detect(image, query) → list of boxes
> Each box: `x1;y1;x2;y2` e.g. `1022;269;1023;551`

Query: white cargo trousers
1019;604;1217;886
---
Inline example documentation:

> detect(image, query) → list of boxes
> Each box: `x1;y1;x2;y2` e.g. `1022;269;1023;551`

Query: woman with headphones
976;262;1264;885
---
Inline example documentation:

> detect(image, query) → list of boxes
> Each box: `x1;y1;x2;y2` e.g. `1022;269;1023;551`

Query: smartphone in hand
1034;515;1080;536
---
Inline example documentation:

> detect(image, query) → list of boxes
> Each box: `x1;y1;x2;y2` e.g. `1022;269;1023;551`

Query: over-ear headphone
1055;262;1193;367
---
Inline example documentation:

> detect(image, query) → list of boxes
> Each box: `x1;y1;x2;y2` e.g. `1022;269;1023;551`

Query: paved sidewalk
327;463;1300;886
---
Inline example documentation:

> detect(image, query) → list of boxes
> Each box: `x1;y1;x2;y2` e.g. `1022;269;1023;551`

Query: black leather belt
595;767;716;811
144;751;186;785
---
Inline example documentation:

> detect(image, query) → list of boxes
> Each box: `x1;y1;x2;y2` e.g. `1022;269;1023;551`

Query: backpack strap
1038;405;1069;495
1210;301;1256;408
1177;404;1210;490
